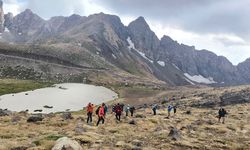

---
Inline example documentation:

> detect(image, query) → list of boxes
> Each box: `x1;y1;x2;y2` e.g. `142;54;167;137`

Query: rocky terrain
0;84;250;150
0;0;250;86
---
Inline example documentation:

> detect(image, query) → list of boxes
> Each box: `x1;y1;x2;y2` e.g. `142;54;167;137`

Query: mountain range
0;1;250;87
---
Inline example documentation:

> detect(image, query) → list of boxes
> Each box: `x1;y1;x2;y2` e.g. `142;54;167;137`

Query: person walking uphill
130;106;135;117
218;107;227;124
115;103;122;121
86;103;94;124
167;104;173;118
152;104;158;115
173;106;177;115
125;104;130;116
96;103;105;126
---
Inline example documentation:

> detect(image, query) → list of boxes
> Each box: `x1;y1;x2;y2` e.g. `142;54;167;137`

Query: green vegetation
0;79;53;95
45;135;64;141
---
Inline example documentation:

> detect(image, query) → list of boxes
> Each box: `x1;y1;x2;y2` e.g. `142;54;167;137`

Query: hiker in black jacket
218;108;227;124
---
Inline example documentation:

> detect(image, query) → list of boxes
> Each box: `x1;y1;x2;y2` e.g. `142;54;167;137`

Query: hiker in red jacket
115;103;122;121
96;103;105;126
86;103;94;124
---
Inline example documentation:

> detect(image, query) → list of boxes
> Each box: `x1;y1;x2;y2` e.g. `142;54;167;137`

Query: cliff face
0;0;4;33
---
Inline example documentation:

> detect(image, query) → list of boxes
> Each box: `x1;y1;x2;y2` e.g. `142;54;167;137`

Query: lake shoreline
0;83;118;113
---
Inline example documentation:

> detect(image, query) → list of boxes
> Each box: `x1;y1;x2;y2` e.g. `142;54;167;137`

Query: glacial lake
0;83;118;113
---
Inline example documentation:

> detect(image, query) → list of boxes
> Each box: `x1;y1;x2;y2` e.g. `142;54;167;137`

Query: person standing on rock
115;103;122;121
86;103;94;124
218;107;227;124
152;104;158;115
96;103;105;126
125;104;130;116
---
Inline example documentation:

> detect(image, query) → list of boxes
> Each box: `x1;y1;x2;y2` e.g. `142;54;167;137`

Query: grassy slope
0;79;53;96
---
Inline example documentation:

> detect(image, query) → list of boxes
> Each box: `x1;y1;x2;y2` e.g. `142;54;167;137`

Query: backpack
96;106;100;115
152;104;157;110
104;105;108;114
116;105;122;113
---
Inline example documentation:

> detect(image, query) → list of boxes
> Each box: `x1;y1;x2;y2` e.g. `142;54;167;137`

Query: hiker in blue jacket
167;104;173;118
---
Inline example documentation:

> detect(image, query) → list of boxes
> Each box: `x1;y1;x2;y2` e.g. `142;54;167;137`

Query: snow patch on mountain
172;63;180;70
127;36;153;63
112;53;117;59
184;78;195;85
127;37;135;50
4;27;9;33
157;61;165;67
184;73;217;84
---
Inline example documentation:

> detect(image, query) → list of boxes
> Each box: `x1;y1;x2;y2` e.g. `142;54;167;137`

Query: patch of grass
149;118;158;124
0;79;53;95
45;135;63;141
32;140;41;146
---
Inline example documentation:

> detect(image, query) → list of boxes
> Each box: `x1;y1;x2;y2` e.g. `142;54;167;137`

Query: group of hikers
152;103;177;117
86;100;228;126
86;102;136;126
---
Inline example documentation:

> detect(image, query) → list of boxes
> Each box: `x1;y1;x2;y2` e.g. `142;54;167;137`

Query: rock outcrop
128;16;159;60
0;0;4;32
27;114;44;123
4;12;13;29
52;137;83;150
0;109;12;116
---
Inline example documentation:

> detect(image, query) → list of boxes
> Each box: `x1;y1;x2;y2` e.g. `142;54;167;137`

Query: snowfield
184;73;217;84
127;37;153;63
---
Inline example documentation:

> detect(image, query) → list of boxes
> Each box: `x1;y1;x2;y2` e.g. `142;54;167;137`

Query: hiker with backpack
218;107;227;124
130;106;135;116
104;103;108;115
173;106;177;115
114;103;122;121
125;104;130;116
167;104;173;118
86;103;94;124
96;103;105;126
152;104;158;115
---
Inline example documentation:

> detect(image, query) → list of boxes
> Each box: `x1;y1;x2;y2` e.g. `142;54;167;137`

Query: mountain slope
0;5;249;86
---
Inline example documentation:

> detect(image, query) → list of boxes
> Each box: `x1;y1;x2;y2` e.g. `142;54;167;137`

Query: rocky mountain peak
0;0;4;32
161;35;177;44
128;16;150;31
18;9;41;19
128;16;159;59
13;9;45;31
87;12;128;40
4;12;13;29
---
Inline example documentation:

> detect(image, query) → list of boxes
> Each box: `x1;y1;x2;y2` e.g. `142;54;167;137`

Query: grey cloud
214;37;246;47
24;0;86;19
93;0;250;41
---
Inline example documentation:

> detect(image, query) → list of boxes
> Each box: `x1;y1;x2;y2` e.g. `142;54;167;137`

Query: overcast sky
2;0;250;65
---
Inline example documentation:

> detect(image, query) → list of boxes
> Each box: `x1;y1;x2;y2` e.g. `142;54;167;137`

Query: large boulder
129;119;136;125
27;114;44;123
168;127;181;141
61;112;73;120
0;109;12;116
74;122;86;134
52;137;83;150
132;139;143;147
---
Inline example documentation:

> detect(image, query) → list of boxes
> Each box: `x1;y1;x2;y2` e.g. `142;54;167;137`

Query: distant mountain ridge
0;1;250;86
